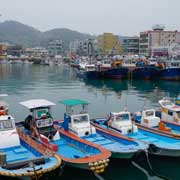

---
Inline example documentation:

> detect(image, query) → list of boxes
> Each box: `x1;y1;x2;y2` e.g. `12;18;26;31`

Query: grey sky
0;0;179;36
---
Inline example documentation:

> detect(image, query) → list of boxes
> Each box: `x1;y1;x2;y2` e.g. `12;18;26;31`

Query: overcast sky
0;0;179;36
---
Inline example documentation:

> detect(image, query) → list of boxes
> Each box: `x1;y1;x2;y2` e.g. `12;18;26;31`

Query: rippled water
0;63;180;180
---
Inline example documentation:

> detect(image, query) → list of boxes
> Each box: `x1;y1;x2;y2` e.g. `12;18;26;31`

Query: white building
48;40;63;55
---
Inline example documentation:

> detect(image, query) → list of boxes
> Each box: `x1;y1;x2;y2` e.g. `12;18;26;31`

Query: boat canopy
0;94;8;97
20;99;55;109
59;99;89;106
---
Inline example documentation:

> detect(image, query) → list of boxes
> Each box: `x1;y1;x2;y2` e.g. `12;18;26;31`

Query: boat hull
103;68;128;79
111;151;136;159
148;144;180;157
132;67;157;80
158;68;180;81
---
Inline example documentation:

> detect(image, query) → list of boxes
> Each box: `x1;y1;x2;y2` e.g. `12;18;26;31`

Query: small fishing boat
158;98;180;134
132;108;180;157
59;99;147;159
19;99;110;174
0;101;61;180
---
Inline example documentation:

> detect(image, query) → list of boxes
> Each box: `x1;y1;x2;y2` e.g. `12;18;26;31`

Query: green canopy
59;99;89;106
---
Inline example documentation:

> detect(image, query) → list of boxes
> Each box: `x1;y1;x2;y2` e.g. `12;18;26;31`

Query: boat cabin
0;114;20;148
60;99;96;137
20;99;60;141
140;109;160;127
159;98;180;124
85;64;95;72
108;111;138;134
96;59;111;71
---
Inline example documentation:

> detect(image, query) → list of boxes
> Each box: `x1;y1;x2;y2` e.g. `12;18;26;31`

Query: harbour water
0;63;180;180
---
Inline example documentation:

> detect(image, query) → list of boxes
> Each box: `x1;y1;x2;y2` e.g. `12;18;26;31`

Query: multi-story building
123;37;139;55
7;44;24;57
48;40;63;56
97;33;122;55
69;40;81;54
139;25;180;57
69;39;97;56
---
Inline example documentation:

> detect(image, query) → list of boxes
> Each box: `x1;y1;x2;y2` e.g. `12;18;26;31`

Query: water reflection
0;64;179;180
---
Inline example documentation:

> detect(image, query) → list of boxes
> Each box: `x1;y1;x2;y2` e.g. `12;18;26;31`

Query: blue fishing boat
102;67;128;79
92;108;180;157
58;99;148;159
77;64;103;79
132;66;158;80
19;99;111;174
157;59;180;81
0;101;61;180
132;108;180;157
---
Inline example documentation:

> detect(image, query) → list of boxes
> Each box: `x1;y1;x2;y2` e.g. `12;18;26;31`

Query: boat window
162;101;173;106
177;111;180;119
36;108;50;118
116;114;130;121
36;118;53;128
0;120;13;130
145;111;154;117
168;110;173;116
73;115;88;124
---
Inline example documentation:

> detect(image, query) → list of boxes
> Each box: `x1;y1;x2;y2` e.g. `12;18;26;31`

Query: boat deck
84;134;139;153
53;138;99;159
128;129;180;149
2;145;36;163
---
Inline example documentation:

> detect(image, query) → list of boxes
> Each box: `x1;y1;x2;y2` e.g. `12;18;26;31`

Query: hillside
0;20;92;48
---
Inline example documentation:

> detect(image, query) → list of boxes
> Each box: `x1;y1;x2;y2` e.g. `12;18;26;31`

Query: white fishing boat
0;100;62;180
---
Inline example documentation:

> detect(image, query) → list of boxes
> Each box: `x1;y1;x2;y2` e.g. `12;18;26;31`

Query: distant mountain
42;28;92;49
0;21;42;47
0;20;92;48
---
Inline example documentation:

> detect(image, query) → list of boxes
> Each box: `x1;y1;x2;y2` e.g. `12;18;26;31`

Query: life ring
0;111;6;116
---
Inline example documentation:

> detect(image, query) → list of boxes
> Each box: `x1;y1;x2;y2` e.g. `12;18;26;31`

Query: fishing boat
0;100;61;180
132;108;180;157
157;59;180;81
158;98;180;134
132;66;158;80
19;99;110;174
77;63;97;79
58;99;147;159
102;60;128;79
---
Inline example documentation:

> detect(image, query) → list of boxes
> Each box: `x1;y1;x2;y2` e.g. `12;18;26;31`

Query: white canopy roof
20;99;56;109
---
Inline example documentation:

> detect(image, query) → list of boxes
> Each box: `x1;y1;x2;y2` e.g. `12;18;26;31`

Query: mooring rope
132;150;171;180
94;172;105;180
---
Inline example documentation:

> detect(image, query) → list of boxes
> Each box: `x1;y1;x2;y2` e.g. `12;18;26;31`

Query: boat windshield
177;111;180;119
73;115;89;124
116;113;130;122
145;111;154;117
0;120;13;130
36;108;50;119
162;101;174;106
